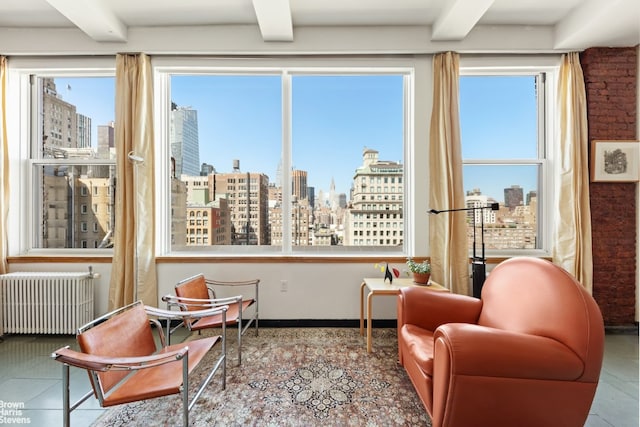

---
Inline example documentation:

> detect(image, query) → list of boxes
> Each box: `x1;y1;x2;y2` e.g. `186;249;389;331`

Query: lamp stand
428;203;499;298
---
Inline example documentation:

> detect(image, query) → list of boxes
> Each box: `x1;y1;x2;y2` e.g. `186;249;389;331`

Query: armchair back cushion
477;257;604;382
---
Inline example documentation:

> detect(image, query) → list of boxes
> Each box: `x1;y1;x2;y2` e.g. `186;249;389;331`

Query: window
459;63;554;255
160;62;409;255
14;59;116;251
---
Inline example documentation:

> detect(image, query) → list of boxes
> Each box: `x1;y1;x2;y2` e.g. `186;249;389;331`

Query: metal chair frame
51;301;227;427
163;274;259;365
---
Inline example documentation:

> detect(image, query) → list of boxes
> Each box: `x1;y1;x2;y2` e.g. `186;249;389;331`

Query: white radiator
0;271;95;335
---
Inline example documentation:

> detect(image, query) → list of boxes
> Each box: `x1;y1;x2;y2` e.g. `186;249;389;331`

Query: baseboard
604;323;639;335
258;319;397;328
160;319;397;329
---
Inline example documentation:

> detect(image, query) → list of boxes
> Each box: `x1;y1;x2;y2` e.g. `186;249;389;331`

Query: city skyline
53;74;538;204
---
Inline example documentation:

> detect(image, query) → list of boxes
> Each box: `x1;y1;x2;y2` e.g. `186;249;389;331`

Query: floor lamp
428;203;499;298
128;151;144;302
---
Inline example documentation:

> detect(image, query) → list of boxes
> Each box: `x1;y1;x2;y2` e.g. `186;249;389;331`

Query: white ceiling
0;0;638;50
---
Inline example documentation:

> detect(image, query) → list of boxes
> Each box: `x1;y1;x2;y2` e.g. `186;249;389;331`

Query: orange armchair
397;257;604;427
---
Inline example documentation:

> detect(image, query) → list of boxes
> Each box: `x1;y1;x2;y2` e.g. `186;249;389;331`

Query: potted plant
406;257;431;285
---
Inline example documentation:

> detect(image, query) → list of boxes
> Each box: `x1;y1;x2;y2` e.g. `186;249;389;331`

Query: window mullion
281;71;292;252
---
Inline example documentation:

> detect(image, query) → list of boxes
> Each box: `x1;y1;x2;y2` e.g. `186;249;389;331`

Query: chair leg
62;364;70;427
255;314;259;336
182;354;189;427
237;314;242;366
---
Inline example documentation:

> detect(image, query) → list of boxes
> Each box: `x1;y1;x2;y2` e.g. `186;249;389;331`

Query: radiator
0;271;95;335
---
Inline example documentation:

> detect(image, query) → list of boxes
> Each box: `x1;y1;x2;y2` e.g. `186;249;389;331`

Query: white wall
7;261;433;320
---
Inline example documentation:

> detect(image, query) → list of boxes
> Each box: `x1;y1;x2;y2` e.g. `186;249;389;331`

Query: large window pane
292;75;405;249
34;164;116;249
33;76;115;249
169;72;406;253
460;76;538;159
460;75;542;252
463;164;539;250
169;75;281;249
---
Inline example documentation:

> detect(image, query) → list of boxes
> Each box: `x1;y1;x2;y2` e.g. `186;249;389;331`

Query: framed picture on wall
590;140;639;182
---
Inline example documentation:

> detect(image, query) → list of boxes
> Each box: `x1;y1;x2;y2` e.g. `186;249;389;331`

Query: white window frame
153;56;428;258
9;55;558;260
459;56;560;258
6;57;116;256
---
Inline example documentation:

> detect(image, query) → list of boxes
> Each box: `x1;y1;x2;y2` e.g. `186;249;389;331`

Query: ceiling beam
431;0;495;41
45;0;127;42
555;0;640;49
252;0;293;42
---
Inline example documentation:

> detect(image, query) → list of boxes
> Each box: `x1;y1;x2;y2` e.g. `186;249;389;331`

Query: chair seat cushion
190;299;254;330
401;324;435;376
103;336;219;406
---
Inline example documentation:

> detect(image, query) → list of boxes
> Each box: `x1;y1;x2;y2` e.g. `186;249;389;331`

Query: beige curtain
108;53;158;309
553;52;593;293
0;56;5;339
428;52;469;295
0;57;8;275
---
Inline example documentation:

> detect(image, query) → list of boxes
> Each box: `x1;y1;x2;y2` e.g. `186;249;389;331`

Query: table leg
367;291;374;353
359;281;366;336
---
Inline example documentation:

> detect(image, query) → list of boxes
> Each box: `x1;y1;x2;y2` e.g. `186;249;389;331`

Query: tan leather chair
51;301;227;427
397;257;604;427
163;273;259;365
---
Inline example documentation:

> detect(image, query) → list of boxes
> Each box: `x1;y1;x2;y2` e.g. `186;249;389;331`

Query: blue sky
170;74;404;197
460;75;539;201
55;73;538;203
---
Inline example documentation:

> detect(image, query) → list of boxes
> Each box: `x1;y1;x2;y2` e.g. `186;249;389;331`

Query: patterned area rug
92;328;431;426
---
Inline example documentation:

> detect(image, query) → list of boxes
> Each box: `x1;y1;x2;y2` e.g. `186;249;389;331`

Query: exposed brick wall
581;47;638;325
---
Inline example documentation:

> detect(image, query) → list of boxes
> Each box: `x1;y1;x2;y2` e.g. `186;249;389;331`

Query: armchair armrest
398;287;482;331
434;323;584;381
146;304;229;319
161;295;240;310
204;278;259;300
51;346;188;372
204;278;260;287
147;304;228;346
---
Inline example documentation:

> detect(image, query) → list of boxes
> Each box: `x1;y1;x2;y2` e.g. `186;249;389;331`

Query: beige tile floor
0;330;637;427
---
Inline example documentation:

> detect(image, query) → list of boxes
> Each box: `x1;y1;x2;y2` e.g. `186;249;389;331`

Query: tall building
97;121;115;159
465;190;497;225
77;114;92;149
41;170;113;249
344;148;403;246
504;185;524;208
268;196;310;246
171;177;187;248
186;200;231;246
178;173;233;246
307;187;315;210
329;177;337;210
170;103;200;176
292;169;308;201
200;163;215;176
526;190;537;205
42;78;78;155
209;168;270;245
338;193;347;209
